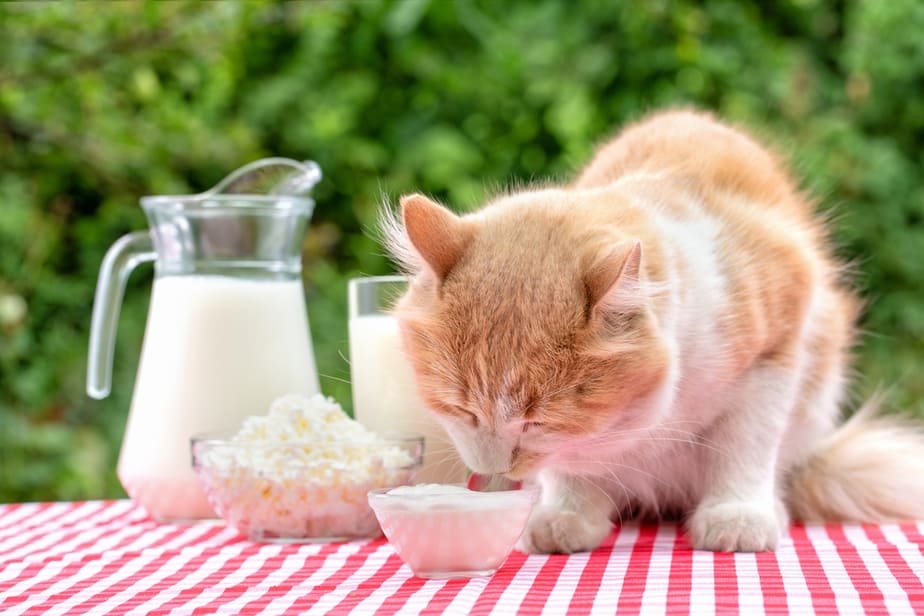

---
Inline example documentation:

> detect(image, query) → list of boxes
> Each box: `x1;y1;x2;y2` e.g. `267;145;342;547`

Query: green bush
1;0;921;503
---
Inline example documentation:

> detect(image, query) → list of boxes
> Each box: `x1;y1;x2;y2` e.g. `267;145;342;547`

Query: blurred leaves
0;0;922;502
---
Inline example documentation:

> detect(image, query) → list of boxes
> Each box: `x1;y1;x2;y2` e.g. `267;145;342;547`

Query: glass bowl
191;432;422;543
367;484;540;579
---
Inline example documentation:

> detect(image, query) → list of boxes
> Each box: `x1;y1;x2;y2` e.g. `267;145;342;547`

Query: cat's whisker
555;423;728;457
565;477;622;514
636;435;726;456
544;461;638;524
553;455;674;491
422;446;464;458
319;372;352;386
588;470;631;514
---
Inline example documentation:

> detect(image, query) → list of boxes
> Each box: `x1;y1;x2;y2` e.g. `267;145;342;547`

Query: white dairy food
384;483;526;511
369;484;540;578
216;393;414;477
118;275;319;522
387;484;472;496
349;314;467;484
195;393;416;540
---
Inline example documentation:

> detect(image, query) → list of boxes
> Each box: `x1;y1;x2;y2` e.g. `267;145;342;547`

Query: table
0;501;922;615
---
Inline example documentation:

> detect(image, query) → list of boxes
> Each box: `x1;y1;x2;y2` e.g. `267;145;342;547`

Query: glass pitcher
87;158;322;522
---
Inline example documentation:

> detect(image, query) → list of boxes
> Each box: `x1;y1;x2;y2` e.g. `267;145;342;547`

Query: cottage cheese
195;393;417;541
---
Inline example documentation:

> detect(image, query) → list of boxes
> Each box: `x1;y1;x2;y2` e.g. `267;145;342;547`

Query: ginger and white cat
382;109;924;553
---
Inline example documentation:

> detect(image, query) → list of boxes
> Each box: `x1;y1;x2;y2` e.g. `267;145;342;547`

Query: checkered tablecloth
0;501;922;614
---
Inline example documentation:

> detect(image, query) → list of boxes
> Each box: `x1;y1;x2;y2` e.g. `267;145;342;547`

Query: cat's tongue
466;473;522;492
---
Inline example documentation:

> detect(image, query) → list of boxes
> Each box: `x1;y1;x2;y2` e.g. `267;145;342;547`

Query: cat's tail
786;396;924;522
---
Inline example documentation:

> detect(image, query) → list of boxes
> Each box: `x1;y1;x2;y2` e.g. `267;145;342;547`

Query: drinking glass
348;276;467;484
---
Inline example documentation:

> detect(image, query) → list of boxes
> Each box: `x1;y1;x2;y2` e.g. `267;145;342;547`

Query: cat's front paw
687;500;783;552
517;505;612;554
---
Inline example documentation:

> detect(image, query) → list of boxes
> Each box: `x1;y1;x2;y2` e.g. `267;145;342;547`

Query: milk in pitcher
119;275;319;521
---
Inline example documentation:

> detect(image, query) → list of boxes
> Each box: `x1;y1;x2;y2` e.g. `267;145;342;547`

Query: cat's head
383;190;672;479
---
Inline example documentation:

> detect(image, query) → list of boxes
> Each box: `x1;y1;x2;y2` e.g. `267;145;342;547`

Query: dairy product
368;484;539;578
349;313;467;484
214;393;414;477
118;275;319;522
194;393;418;541
387;484;472;496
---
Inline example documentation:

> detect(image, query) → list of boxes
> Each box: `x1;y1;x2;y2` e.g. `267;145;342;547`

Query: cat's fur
382;109;924;553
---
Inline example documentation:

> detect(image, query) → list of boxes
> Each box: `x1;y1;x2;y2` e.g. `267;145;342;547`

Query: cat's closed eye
439;404;479;427
522;421;543;433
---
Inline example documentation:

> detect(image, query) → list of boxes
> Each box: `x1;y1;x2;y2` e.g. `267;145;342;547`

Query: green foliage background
1;0;922;503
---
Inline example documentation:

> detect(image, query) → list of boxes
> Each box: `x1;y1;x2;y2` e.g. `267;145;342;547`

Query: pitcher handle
87;231;156;399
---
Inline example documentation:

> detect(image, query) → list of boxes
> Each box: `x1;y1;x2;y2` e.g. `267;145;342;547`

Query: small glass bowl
368;484;540;579
191;432;423;543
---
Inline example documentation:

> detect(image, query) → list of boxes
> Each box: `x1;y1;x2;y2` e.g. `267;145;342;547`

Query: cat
381;109;924;553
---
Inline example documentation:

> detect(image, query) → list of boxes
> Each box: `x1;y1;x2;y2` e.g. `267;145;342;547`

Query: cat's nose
463;452;511;475
471;458;514;476
467;436;521;474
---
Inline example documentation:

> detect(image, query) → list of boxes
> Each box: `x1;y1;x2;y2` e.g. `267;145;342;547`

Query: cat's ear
401;193;471;280
585;240;643;316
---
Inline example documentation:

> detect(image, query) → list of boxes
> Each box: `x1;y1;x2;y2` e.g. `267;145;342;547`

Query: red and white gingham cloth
0;500;922;614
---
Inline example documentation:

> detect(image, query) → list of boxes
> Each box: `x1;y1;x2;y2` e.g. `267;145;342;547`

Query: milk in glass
349;312;466;484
